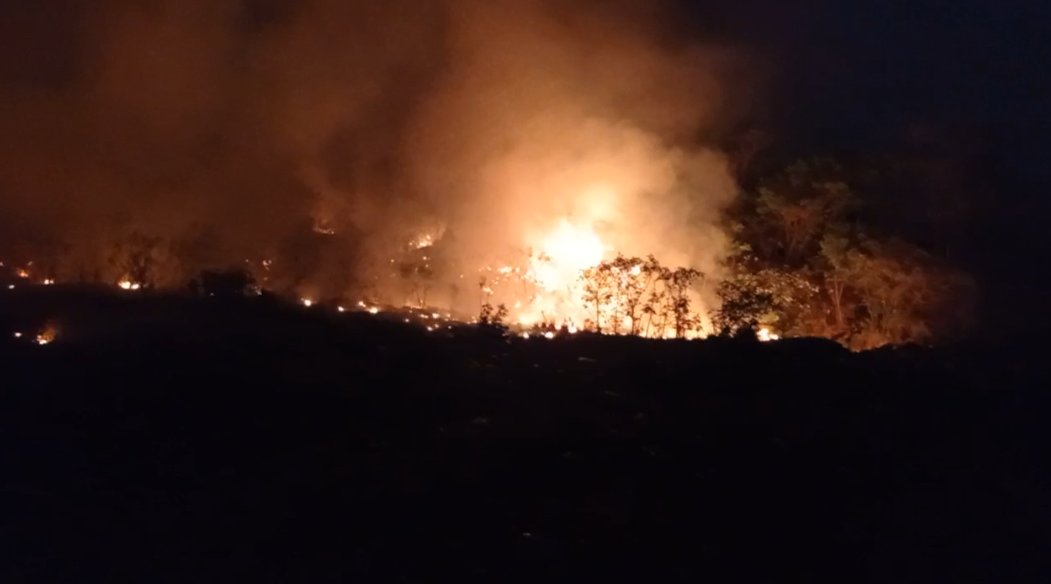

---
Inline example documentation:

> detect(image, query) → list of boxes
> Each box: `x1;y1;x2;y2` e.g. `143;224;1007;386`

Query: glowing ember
301;299;314;307
411;234;434;249
13;332;22;338
338;306;346;312
42;279;54;285
16;269;29;278
35;322;59;345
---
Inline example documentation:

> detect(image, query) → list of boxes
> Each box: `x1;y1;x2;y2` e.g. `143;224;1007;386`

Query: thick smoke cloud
408;0;743;273
0;0;752;300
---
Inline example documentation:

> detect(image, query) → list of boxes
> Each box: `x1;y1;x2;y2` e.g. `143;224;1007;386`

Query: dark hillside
0;290;1048;582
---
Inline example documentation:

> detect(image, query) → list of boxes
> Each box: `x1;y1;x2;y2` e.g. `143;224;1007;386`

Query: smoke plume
0;0;753;305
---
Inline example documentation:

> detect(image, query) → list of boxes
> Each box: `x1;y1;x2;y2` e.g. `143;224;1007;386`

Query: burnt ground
0;287;1049;583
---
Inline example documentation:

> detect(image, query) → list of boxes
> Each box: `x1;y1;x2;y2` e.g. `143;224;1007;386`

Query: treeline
1;145;981;350
0;220;373;299
555;154;977;349
714;157;975;349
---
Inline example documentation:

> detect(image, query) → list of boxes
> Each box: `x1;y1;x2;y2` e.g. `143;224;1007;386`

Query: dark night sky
696;0;1048;134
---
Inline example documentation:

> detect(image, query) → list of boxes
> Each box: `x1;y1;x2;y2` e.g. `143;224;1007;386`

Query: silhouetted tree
833;237;973;349
607;254;661;335
109;231;173;288
580;264;616;333
752;158;856;266
478;276;492;310
398;259;434;307
711;276;776;336
665;266;704;338
578;256;706;338
478;302;509;335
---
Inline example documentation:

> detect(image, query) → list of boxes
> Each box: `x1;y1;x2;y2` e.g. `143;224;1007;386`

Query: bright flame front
530;219;607;290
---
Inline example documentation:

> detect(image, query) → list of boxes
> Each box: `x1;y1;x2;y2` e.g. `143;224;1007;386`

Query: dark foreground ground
1;287;1049;582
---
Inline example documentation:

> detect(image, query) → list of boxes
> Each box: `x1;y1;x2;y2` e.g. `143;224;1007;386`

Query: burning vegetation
0;1;975;349
0;164;973;350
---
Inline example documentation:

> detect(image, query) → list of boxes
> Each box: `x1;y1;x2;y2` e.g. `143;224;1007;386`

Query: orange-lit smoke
403;0;744;321
0;0;753;314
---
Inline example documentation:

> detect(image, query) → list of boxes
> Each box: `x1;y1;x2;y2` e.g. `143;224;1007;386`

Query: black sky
687;0;1048;136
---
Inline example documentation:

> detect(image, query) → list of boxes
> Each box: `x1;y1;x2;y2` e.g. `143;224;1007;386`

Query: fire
313;221;336;235
117;280;141;290
34;322;59;345
530;219;607;290
412;234;434;249
355;301;380;314
490;217;615;330
758;328;780;342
